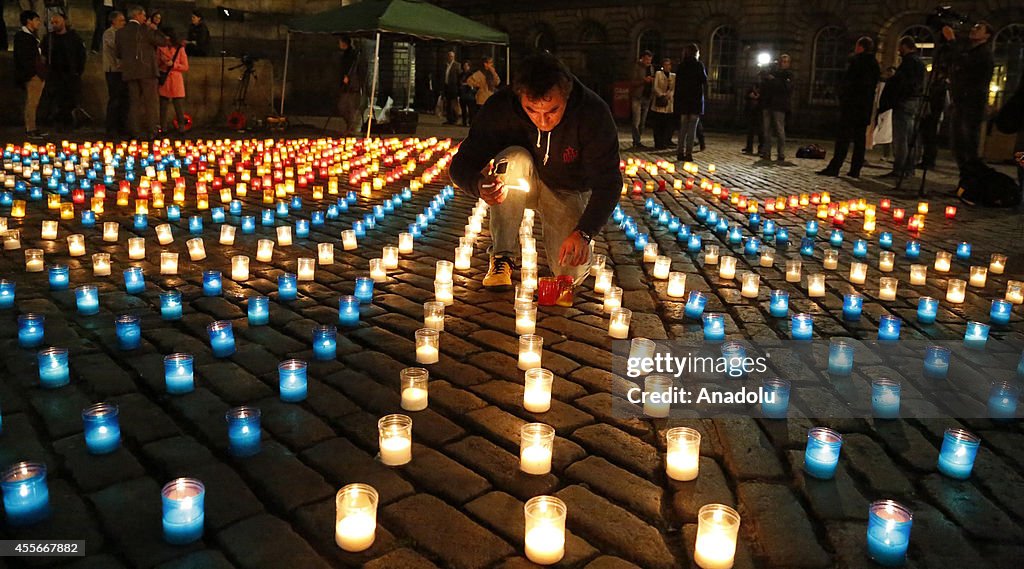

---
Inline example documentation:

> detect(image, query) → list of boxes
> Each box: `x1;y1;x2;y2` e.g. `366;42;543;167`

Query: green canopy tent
283;0;510;137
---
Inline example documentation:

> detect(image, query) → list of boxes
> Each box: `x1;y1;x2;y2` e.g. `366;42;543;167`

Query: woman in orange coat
158;28;189;134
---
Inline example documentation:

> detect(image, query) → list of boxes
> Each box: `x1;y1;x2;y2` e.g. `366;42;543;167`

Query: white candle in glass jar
935;251;952;273
910;264;927;285
435;260;454;283
879;277;898;301
593;268;614;294
276;225;292;246
67;234;85;256
186;238;206;261
786;260;802;283
693;505;741;569
382;246;399;270
520;423;554;475
415;328;440;364
369;258;387;282
516;303;538;335
653;256;671;279
434;280;454;305
741;273;760;298
608;308;632;339
297;258;316;281
454;246;472;270
160;252;179;275
41;220;58;240
231;255;250;281
990;254;1007;274
1006;281;1023;304
667;272;686;298
719;256;737;280
759;248;774;268
666;426;701;481
93;253;111;276
128;237;146;260
25;249;44;272
523;496;566;565
156;223;174;245
704;245;720;265
523;368;553;413
603;287;623;313
823;250;839;270
518;334;543;371
879;252;895;272
946;279;966;304
643;242;659;263
219;225;236;245
256;239;274;262
522;250;538;271
850;262;867;284
318;243;335;265
378;415;412;466
521;267;538;290
398;232;413;254
341;230;357;251
807;274;826;297
969;266;987;287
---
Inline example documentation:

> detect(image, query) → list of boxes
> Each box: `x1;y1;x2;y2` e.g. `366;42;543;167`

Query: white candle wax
401;387;428;411
667;450;700;481
519;351;542;371
516;316;536;335
694;531;737;569
416;345;439;364
379;435;412;466
609;321;629;339
425;315;444;331
850;263;867;284
524;386;552;413
335;513;376;552
969;267;987;287
910;265;927;285
525;528;565;565
520;444;552;475
26;258;44;272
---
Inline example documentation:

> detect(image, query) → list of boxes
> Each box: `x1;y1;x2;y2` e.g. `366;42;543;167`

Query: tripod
894;46;951;197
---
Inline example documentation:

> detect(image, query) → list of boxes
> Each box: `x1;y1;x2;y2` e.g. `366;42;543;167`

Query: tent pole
280;32;291;116
406;43;414;109
366;32;381;139
505;45;510;85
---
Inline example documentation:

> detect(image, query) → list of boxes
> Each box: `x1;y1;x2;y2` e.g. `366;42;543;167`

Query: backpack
956;159;1022;208
796;144;827;159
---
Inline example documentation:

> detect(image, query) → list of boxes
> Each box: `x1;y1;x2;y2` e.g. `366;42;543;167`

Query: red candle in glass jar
945;206;956;219
537;277;559;306
685;178;695;189
893;208;905;222
879;198;891;210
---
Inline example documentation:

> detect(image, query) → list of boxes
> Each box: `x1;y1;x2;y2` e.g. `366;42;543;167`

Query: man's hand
942;26;956;42
559;231;590;267
478;175;505;205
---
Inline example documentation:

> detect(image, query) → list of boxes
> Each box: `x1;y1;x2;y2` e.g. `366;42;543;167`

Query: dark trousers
917;112;941;168
950;103;984;169
44;73;80;130
744;109;763;151
460;98;477;126
91;5;112;52
825;116;868;175
105;71;128;134
443;91;458;124
650;111;673;148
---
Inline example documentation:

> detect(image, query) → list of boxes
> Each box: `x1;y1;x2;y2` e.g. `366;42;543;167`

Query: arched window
637;29;664;61
708;25;738;99
900;25;936;69
993;24;1024;107
810;26;847;104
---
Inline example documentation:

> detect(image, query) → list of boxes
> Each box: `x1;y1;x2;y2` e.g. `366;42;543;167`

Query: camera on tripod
926;5;970;35
229;54;258;72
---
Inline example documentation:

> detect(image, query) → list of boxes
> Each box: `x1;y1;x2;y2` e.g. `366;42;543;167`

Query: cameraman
942;22;994;171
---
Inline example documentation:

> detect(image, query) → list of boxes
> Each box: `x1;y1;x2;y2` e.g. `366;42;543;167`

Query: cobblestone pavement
0;130;1022;569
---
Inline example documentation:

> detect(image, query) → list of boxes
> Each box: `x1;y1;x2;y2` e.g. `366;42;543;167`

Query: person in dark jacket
1;7;8;52
760;54;793;161
14;10;47;139
878;36;925;178
674;43;707;162
336;35;364;136
741;76;764;154
185;10;210;57
90;0;114;53
116;4;166;139
41;11;86;131
449;52;622;290
944;22;995;172
818;37;881;178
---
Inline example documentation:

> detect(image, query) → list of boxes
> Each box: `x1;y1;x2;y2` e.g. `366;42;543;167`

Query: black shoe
26;130;47;140
666;142;677;148
632;142;648;149
877;172;901;179
741;147;752;154
846;171;860;178
816;168;840;177
699;143;706;151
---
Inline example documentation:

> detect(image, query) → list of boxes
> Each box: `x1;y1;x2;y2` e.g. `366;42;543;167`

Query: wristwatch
574;229;592;243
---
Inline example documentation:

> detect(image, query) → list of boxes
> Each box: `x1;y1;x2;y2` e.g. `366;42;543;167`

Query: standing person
13;10;47;139
102;10;127;136
674;44;707;162
944;22;994;172
185;10;210;56
147;10;161;31
760;54;793;162
741;76;764;154
116;4;165;139
458;61;476;127
448;52;622;290
441;50;460;125
467;56;501;117
877;36;925;179
41;11;85;131
649;57;675;150
157;28;188;134
336;35;364;136
90;0;114;53
629;49;654;148
817;37;881;178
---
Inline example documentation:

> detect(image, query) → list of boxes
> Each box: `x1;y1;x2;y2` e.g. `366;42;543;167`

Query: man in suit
817;36;881;178
115;4;165;139
442;50;460;125
13;10;47;139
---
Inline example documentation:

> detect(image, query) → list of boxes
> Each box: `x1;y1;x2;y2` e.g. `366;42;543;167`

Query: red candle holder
658;180;667;192
893;208;905;222
537;277;559;306
945;206;957;219
879;198;891;211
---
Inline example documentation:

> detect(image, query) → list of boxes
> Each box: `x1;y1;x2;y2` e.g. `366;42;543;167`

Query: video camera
926;5;970;33
229;54;258;72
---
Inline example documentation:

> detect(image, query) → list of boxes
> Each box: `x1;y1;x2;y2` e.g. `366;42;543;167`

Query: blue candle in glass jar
278;273;297;301
684;291;707;318
1;462;51;526
409;223;422;239
612;207;624;223
241;215;256;233
312;325;337;360
804;427;843;479
963;321;989;348
161;290;182;320
278;359;308;402
248;295;269;326
917;297;938;324
761;378;791;418
879;232;893;249
705;211;718;226
955;242;971;260
634;233;648;251
842;293;863;321
37;347;70;388
791;313;814;341
75;285;99;315
644;197;656;212
676;224;691;240
828;338;855;376
686;233;702;253
800;237;815;256
905;240;920;259
990;299;1012;325
226;406;261;457
123;267;145;294
667;216;680;231
339;295;360;326
937;428;980;479
769;290;789;317
373;204;385;220
867;500;913;567
81;210;95;227
987;381;1019;419
693;204;707;220
48;264;70;290
261;209;275;226
402;187;413;200
0;191;11;206
363;214;376;230
353;220;366;238
763;219;776;236
829;229;844;247
162;478;205;545
346;190;358;204
658;210;670;225
133;213;148;230
415;212;427;228
721;341;747;377
727;227;743;245
923;345;950;379
164;353;195;394
202;270;222;296
623;220;636;239
0;279;15;309
877;315;901;342
744;236;760;256
207;321;236;357
211;207;225;223
188;216;203;235
748;213;761;231
229;200;242;215
852;239;868;258
703;313;726;342
354;277;374;303
276;201;289;217
290;196;302;211
19;313;46;348
82;402;121;454
776;227;790;245
715;218;729;235
871;378;901;419
295;219;309;238
115;314;141;350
